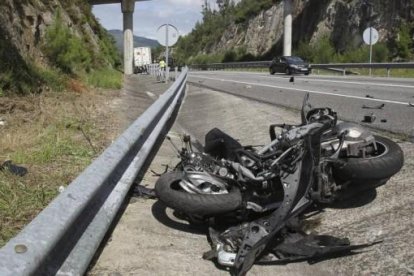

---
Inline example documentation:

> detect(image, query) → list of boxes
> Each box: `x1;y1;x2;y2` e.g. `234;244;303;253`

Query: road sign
363;27;379;45
156;24;179;47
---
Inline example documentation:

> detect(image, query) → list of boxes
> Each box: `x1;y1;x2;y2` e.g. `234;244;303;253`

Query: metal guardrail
189;61;414;76
0;68;188;275
190;61;270;70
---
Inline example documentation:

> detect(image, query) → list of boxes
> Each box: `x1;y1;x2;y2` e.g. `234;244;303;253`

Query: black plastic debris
151;164;170;177
258;232;381;265
0;161;28;177
289;77;294;83
134;184;157;199
365;95;374;98
362;103;385;109
362;113;376;123
381;119;387;123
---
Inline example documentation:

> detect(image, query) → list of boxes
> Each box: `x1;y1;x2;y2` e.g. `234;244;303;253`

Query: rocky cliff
0;0;119;94
193;0;414;60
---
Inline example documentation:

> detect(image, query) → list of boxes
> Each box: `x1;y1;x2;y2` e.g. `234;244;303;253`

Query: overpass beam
122;0;135;75
283;0;292;56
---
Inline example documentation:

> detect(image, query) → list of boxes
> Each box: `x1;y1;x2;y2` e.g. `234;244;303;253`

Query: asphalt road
189;71;414;136
90;78;414;276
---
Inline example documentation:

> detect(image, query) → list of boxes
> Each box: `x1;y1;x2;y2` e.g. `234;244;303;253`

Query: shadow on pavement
151;200;208;235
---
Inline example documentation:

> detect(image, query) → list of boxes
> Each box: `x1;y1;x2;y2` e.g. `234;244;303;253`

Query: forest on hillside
174;0;414;65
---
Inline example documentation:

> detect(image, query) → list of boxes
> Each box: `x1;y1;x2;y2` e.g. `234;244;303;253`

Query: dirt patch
0;98;36;114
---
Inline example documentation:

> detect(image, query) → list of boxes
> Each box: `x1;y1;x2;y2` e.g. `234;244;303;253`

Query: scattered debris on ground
133;185;157;199
0;161;28;177
362;103;385;109
363;113;376;123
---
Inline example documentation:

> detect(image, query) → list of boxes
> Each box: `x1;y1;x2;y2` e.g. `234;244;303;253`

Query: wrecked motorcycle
155;94;404;275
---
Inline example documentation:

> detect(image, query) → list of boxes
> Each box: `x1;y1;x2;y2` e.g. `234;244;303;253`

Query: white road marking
258;74;414;89
146;91;157;98
191;71;414;89
190;75;410;106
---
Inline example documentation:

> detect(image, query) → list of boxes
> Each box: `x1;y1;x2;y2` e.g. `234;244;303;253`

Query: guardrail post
342;68;346;76
387;68;391;77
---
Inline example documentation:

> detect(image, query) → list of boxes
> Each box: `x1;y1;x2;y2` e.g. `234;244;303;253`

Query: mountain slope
0;0;120;94
108;29;160;52
176;0;414;64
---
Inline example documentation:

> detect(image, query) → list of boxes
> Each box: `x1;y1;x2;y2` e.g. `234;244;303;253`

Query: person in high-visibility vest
159;59;166;70
159;59;166;82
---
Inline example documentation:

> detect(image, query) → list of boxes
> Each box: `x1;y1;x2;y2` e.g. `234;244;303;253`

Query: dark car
269;56;311;75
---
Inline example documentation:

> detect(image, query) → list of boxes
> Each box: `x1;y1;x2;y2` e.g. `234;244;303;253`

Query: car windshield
285;56;304;63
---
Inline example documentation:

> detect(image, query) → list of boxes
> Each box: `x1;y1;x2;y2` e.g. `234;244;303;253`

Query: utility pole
368;1;373;76
283;0;293;56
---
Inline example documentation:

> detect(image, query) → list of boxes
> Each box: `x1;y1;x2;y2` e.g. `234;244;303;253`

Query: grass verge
84;68;123;89
0;88;119;246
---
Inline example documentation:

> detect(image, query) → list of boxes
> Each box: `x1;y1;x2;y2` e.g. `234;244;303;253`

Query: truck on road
134;47;152;74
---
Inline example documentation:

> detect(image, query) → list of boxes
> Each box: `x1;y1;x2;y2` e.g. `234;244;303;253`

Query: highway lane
189;71;414;136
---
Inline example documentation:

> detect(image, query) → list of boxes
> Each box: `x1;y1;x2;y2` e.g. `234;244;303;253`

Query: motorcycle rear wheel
333;136;404;181
155;171;243;216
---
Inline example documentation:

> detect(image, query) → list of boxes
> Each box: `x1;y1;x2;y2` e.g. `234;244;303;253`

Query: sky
92;0;211;40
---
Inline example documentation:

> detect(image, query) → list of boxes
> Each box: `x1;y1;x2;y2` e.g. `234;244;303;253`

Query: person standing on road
159;59;166;82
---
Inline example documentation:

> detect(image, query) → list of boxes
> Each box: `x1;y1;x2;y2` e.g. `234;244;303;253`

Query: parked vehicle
155;94;404;275
269;56;311;75
134;47;152;74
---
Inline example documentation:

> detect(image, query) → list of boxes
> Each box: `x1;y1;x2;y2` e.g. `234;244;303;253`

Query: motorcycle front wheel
333;136;404;181
155;171;243;216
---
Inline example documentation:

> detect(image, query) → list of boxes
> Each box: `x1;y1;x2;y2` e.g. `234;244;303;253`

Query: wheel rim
364;140;389;159
177;172;229;195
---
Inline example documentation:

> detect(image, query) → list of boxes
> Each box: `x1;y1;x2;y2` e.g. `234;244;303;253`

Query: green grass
84;68;123;89
36;67;67;92
0;89;115;246
0;173;58;246
10;124;94;165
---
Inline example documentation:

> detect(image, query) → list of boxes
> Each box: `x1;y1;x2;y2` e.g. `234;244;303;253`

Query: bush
234;0;277;24
43;10;92;74
189;53;224;65
84;68;122;89
223;50;237;62
312;35;336;63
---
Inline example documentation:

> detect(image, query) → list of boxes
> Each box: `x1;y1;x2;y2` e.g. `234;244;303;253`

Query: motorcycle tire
155;171;243;216
333;136;404;181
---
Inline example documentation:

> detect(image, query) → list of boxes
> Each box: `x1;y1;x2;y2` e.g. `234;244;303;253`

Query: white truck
133;47;152;74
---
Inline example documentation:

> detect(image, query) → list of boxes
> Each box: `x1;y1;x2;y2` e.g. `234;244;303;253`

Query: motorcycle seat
204;128;242;160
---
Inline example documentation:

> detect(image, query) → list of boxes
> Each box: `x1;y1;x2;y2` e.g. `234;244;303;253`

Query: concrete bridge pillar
283;0;292;57
122;0;135;75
